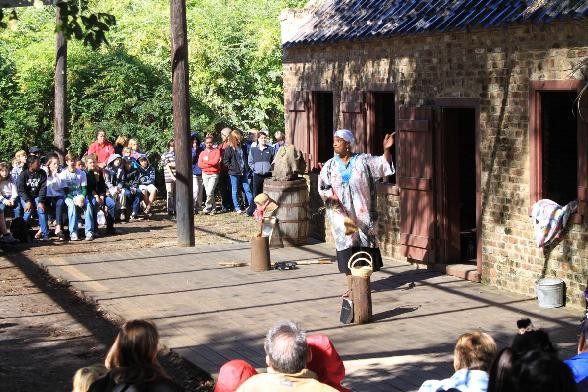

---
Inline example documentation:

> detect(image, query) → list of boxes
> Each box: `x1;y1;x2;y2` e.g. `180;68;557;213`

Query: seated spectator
87;129;115;169
76;159;86;171
89;319;183;392
128;138;142;160
513;350;577;392
85;154;116;237
0;162;18;243
121;147;131;159
564;319;588;391
18;155;50;241
137;154;157;218
487;348;514;392
418;331;497;392
214;359;258;392
45;156;65;239
236;320;338;391
104;154;127;221
306;334;350;392
72;364;108;392
121;157;142;221
60;152;91;241
113;135;128;156
511;329;557;360
161;139;176;216
10;149;27;218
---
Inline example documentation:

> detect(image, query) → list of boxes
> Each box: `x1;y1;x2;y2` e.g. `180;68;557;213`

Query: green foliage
0;0;308;162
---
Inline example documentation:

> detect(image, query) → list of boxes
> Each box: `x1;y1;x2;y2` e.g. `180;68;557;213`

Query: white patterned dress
318;153;394;273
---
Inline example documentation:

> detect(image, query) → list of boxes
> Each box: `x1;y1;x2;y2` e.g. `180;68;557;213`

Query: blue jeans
12;196;22;218
21;197;49;238
229;174;253;212
123;188;142;214
64;197;93;236
87;196;116;232
46;196;65;226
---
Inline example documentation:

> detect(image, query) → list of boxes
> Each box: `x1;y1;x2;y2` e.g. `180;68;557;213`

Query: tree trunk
170;0;194;246
53;5;67;164
351;275;372;324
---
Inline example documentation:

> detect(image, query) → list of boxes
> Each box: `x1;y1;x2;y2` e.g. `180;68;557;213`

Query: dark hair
511;330;557;360
105;319;167;385
512;350;576;392
488;348;515;392
26;155;40;167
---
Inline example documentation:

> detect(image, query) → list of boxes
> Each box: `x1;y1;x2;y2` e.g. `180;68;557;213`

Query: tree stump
250;236;271;272
351;275;372;324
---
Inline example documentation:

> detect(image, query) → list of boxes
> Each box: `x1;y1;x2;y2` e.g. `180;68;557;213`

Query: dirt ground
0;203;259;391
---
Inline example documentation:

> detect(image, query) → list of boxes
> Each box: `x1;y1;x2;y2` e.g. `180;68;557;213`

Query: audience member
18;155;50;241
113;135;128;156
87;130;115;169
218;127;233;212
121;157;142;221
0;162;18;242
121;147;131;159
564;319;588;391
60;152;90;241
246;130;274;216
198;136;221;215
512;350;577;392
306;334;350;392
89;319;183;392
236;320;338;391
127;138;142;160
72;364;108;392
85;154;116;237
273;131;285;155
137;154;157;218
45;156;66;239
222;130;253;215
214;359;257;392
104;154;127;221
191;132;204;214
418;331;497;392
511;329;557;360
487;348;514;392
161;139;176;216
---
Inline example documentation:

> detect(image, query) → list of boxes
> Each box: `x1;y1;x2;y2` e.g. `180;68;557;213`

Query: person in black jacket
221;130;253;214
121;157;143;221
246;130;274;215
85;154;116;237
18;155;50;241
89;319;184;392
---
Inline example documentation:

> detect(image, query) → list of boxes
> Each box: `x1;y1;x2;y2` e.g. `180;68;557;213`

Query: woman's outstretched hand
383;132;395;149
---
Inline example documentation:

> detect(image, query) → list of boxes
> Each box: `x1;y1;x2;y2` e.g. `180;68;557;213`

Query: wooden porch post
53;4;67;164
171;0;194;246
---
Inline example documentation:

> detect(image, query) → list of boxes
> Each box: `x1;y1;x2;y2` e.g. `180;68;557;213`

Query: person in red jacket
198;135;222;214
87;129;115;169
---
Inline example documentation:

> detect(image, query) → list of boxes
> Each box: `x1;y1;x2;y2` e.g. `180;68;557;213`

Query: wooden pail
263;178;309;247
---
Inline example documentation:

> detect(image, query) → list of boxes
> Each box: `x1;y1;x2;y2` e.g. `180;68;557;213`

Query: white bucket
535;278;564;308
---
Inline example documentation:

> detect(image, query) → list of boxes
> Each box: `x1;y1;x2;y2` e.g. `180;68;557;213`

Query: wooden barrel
264;178;309;247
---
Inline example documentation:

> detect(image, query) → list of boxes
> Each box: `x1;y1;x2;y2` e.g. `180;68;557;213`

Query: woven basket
348;251;373;278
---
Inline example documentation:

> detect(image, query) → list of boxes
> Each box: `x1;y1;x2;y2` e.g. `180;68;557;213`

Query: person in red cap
306;334;350;392
214;359;258;392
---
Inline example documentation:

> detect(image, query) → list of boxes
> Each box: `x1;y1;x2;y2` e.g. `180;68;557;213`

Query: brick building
280;0;588;307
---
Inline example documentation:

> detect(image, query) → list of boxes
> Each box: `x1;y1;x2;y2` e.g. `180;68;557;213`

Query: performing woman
318;129;395;297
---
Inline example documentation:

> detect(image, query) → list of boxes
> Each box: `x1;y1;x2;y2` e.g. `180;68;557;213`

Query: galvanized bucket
535;278;564;308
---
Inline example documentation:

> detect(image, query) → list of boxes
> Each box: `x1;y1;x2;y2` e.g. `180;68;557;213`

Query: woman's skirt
336;246;383;274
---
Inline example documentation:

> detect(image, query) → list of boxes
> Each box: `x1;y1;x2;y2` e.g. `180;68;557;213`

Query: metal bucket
536;278;564;308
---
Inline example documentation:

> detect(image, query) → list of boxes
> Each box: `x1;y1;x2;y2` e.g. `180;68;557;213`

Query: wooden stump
250;236;271;272
263;179;309;247
351;275;372;324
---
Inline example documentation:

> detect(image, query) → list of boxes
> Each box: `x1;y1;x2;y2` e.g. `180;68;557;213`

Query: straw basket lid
347;251;373;278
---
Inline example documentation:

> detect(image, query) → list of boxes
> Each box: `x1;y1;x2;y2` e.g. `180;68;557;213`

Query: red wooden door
287;90;310;170
578;90;588;222
398;106;436;263
340;91;366;152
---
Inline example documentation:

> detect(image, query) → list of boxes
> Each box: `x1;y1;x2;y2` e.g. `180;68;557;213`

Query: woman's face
129;140;138;151
49;159;59;174
333;136;349;156
0;168;8;179
86;158;96;171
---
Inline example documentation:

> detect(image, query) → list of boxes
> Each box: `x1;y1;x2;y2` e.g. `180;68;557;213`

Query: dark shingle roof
283;0;588;47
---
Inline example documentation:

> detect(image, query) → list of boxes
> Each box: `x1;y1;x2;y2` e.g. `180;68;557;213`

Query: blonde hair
14;150;26;159
122;147;131;156
115;135;128;147
453;331;497;372
72;364;108;392
128;138;139;150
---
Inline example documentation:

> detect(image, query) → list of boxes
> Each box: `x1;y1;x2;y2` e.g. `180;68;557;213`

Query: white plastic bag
96;210;106;226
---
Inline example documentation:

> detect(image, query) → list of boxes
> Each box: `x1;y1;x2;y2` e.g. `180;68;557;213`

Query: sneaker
119;210;126;221
39;236;51;242
235;210;244;214
85;232;95;241
144;205;151;215
70;232;79;241
209;210;216;216
129;213;138;222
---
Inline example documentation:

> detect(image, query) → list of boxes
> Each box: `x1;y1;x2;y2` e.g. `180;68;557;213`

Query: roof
283;0;588;47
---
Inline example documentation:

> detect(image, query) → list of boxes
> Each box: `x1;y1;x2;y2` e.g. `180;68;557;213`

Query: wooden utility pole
170;0;194;246
53;4;66;164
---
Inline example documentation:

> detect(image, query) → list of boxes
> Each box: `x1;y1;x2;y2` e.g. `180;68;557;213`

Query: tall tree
53;4;66;163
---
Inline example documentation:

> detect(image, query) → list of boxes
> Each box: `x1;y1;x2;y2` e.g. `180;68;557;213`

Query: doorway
368;92;396;183
440;107;478;264
312;91;334;169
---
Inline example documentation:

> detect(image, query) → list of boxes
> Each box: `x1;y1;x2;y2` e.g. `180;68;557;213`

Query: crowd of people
70;317;588;392
0;127;286;243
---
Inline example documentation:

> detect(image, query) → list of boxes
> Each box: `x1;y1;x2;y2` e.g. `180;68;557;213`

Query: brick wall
283;21;588;308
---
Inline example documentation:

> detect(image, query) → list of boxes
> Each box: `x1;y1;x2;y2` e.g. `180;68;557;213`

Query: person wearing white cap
318;129;395;297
